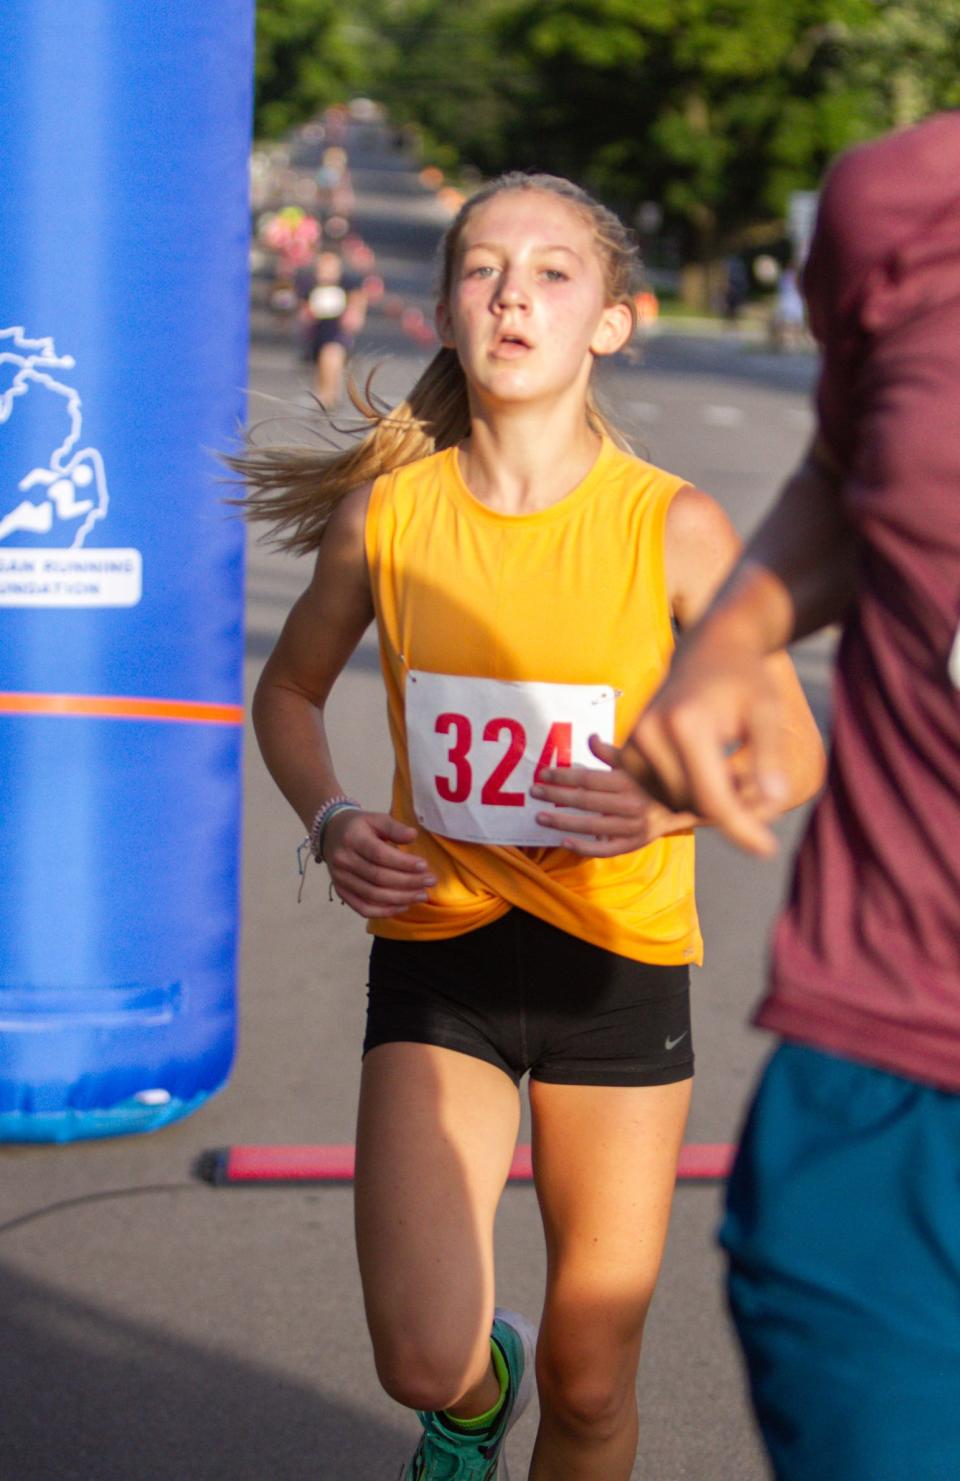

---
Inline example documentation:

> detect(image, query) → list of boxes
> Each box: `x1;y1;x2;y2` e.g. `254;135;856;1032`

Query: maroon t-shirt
757;113;960;1088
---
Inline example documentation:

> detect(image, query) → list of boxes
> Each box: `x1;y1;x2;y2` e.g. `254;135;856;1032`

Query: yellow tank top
364;437;703;966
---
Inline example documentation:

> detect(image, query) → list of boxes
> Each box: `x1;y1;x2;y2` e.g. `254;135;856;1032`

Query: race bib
309;284;347;319
406;670;617;845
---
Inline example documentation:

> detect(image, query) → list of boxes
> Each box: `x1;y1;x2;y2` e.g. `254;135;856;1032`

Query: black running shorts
364;908;693;1087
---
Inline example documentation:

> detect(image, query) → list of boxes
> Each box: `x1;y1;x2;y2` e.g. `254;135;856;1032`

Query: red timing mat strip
197;1143;735;1186
0;692;244;725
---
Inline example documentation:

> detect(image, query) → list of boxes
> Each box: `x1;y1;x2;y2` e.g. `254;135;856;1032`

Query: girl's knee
536;1337;639;1442
371;1329;485;1413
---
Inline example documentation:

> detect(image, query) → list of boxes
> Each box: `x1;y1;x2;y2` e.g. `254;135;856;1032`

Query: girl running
236;172;824;1481
295;247;368;408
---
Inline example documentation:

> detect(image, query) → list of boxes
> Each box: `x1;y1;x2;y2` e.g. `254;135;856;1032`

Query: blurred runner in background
619;112;960;1481
722;254;749;324
295;248;368;408
768;262;807;351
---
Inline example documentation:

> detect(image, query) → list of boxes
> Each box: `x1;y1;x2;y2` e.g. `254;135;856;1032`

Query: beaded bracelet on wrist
308;795;362;863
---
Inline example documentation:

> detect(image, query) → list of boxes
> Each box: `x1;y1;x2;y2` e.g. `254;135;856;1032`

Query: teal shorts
720;1042;960;1481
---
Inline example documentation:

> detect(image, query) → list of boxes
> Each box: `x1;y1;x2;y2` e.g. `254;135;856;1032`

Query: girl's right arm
252;483;436;917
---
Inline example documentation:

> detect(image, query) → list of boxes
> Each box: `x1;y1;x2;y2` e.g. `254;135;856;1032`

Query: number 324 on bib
405;671;617;846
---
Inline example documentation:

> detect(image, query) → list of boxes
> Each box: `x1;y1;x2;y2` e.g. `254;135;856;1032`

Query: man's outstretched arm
620;438;858;855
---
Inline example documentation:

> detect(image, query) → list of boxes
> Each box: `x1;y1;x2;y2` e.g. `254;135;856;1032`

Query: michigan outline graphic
0;326;109;548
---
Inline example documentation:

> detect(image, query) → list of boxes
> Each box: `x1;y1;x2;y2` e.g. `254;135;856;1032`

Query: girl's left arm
530;486;825;855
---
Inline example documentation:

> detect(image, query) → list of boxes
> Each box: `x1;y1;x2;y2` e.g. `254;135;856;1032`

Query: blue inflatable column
0;6;255;1139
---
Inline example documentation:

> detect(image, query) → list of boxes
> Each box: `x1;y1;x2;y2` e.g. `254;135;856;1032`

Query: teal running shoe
399;1308;537;1480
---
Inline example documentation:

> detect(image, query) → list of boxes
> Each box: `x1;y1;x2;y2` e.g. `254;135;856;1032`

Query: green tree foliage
372;0;525;174
254;0;386;137
843;1;960;126
495;0;884;255
254;0;960;261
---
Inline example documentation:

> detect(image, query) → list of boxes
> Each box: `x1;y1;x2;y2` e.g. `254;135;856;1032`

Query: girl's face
437;191;632;410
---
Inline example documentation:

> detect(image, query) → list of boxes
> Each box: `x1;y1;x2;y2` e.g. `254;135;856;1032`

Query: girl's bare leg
355;1042;521;1418
528;1077;692;1481
313;340;347;408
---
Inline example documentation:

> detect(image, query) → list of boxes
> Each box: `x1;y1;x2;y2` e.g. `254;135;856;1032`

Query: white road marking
703;404;744;427
627;400;662;422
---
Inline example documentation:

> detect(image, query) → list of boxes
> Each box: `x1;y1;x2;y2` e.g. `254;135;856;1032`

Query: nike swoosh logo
665;1031;688;1051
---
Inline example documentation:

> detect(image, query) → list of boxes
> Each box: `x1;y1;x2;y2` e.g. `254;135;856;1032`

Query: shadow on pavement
0;1259;410;1481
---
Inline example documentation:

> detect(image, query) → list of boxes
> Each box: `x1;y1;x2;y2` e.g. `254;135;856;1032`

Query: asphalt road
0;125;831;1480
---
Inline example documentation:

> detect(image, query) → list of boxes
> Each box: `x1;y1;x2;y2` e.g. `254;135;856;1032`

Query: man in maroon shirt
621;113;960;1479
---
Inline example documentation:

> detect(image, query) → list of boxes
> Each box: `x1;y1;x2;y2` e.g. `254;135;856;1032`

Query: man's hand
619;645;790;858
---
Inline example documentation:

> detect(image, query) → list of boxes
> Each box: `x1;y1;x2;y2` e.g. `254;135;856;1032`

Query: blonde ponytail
228;347;470;555
231;171;642;554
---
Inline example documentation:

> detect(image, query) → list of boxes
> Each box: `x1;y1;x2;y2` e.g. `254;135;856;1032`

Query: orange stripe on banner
0;692;244;725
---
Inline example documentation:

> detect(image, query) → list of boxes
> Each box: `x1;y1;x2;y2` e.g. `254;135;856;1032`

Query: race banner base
195;1142;736;1187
